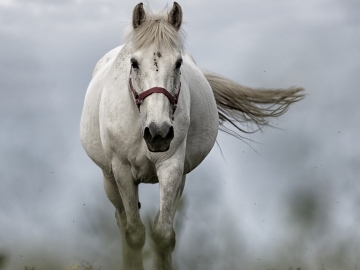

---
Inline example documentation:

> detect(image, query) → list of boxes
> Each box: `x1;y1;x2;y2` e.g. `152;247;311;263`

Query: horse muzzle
143;122;174;152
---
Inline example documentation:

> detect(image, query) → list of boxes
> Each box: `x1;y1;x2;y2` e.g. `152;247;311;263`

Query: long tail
203;72;305;138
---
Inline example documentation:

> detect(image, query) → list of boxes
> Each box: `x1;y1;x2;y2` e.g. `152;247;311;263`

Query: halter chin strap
129;68;181;119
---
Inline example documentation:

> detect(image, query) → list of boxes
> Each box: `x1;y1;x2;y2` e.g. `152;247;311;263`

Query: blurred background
0;0;359;269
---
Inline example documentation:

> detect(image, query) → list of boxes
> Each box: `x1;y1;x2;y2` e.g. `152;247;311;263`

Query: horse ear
168;2;182;31
133;3;146;29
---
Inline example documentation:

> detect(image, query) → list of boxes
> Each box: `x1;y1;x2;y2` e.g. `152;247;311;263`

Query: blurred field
1;194;359;270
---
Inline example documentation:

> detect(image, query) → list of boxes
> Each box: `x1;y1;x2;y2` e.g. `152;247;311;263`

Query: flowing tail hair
203;72;305;139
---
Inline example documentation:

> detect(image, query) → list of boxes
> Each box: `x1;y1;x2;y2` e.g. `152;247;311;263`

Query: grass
20;264;360;270
62;261;101;270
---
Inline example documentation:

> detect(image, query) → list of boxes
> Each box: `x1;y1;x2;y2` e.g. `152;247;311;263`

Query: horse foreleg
152;162;186;270
103;165;145;270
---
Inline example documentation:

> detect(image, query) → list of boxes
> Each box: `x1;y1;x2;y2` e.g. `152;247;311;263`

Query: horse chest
129;154;158;184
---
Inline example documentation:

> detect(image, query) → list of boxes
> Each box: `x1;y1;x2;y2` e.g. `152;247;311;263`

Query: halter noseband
129;68;181;119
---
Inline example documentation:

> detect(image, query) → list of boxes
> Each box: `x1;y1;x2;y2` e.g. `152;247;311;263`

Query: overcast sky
1;0;359;269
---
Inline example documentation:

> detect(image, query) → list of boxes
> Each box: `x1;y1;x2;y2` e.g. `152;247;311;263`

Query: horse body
80;5;218;267
80;3;304;270
81;43;218;182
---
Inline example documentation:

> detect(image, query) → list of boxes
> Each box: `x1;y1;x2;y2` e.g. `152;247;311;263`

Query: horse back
92;45;123;78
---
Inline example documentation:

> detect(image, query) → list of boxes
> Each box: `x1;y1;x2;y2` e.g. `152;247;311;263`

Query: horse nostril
165;126;174;141
144;127;152;142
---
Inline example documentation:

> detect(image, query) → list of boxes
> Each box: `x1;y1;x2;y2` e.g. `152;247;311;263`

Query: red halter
129;68;181;119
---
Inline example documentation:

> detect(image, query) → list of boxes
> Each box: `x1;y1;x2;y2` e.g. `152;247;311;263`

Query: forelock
125;9;185;52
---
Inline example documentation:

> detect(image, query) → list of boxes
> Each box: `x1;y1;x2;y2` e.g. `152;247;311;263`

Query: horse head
128;2;183;152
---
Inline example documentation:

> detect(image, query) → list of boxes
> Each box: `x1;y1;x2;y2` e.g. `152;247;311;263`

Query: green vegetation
63;261;100;270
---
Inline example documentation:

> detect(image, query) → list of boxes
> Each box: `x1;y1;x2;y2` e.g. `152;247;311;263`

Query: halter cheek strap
129;69;181;119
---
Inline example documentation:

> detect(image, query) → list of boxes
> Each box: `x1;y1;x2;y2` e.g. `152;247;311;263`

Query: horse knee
115;210;126;228
153;227;176;251
125;223;146;250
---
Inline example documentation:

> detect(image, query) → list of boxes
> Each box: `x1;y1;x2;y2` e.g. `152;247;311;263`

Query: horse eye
175;59;182;69
131;58;139;69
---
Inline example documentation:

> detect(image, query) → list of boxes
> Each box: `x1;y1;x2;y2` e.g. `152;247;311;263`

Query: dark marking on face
154;60;158;69
157;52;162;58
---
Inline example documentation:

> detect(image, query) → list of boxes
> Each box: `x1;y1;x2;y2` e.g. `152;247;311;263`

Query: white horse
80;3;304;270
